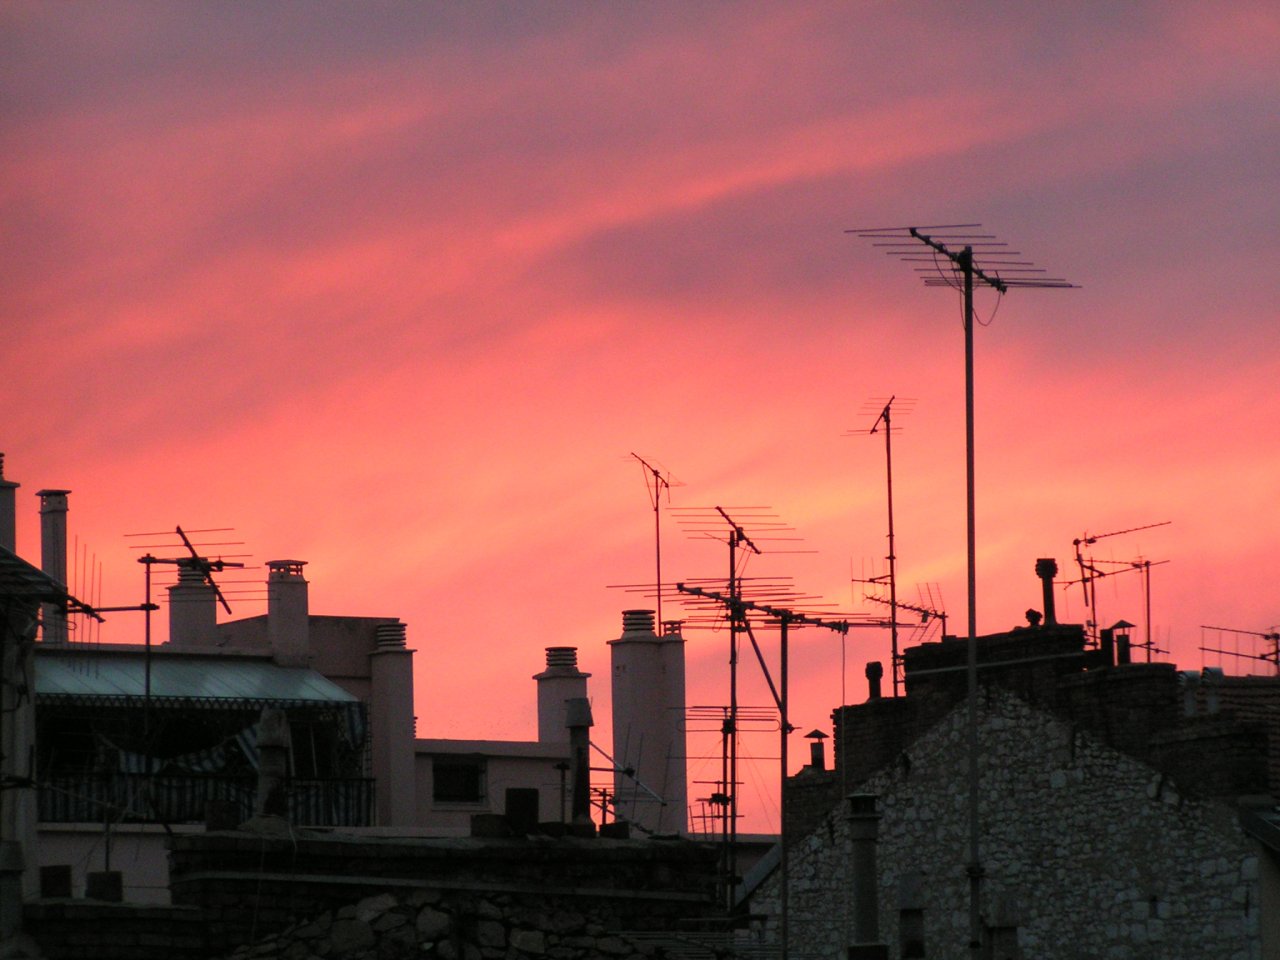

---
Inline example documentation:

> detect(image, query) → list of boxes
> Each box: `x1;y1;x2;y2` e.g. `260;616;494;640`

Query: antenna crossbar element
1199;625;1280;676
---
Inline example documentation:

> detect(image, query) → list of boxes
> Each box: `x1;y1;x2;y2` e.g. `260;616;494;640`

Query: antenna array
848;222;1075;958
1199;625;1280;675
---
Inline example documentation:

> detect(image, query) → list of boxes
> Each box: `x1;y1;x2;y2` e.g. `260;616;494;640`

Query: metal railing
38;773;375;827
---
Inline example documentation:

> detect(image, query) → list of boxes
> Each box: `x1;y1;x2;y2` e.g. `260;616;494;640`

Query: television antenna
628;453;683;625
124;527;245;768
848;222;1075;958
848;396;916;695
1070;521;1171;642
678;582;857;957
1077;557;1171;660
859;590;947;645
1199;624;1280;675
668;504;805;913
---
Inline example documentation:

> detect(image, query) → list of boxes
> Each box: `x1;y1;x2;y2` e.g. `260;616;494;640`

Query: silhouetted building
747;563;1280;958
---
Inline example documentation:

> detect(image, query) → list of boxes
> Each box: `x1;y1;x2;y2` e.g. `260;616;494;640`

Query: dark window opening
433;758;485;803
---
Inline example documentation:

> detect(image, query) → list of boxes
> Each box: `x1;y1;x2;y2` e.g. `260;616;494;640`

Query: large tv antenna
124;526;245;765
1199;624;1280;675
848;222;1075;958
848;395;916;696
1069;521;1171;643
678;583;855;956
628;453;683;625
859;590;947;646
668;505;805;913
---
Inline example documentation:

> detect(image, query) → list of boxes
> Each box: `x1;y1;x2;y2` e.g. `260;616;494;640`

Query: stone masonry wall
216;887;718;960
170;833;717;958
755;688;1261;960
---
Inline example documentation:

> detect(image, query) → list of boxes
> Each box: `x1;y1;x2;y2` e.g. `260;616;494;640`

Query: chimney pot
622;609;656;635
376;621;407;649
1035;558;1058;626
545;646;577;669
865;661;884;700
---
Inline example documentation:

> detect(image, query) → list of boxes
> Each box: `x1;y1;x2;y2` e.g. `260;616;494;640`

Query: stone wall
757;689;1262;960
216;887;719;960
170;832;718;957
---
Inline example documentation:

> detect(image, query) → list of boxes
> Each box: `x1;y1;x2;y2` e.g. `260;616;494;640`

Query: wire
976;287;1005;327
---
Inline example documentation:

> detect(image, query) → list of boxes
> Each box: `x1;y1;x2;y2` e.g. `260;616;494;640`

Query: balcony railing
38;773;375;827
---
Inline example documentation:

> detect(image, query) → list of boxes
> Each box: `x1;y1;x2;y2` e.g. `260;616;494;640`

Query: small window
432;758;485;804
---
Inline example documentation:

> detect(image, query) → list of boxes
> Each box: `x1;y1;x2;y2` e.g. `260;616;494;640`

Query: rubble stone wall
169;833;717;958
757;689;1261;960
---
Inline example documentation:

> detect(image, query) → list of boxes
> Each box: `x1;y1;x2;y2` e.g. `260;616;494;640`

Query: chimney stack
534;647;590;746
609;609;687;834
846;794;887;954
0;455;18;554
1114;620;1133;665
565;696;595;834
167;565;219;647
1035;558;1058;627
37;489;70;644
865;661;884;701
370;620;416;825
267;560;310;667
805;729;828;771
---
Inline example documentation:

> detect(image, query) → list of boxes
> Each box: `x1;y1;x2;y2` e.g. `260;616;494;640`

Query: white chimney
267;560;310;667
370;620;415;826
37;489;70;644
609;610;687;835
0;454;18;554
534;647;590;745
167;565;219;647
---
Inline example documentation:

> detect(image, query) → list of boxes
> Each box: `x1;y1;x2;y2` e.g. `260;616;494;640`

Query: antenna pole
959;247;984;958
779;614;790;960
1142;560;1153;662
142;554;153;776
850;223;1076;959
873;398;901;697
727;523;739;911
630;454;672;624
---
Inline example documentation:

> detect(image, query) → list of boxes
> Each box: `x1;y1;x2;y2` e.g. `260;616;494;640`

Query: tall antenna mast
629;454;679;625
670;504;800;912
849;223;1074;958
859;396;916;696
678;583;855;960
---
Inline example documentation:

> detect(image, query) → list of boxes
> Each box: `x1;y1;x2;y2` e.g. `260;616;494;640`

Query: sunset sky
4;2;1278;831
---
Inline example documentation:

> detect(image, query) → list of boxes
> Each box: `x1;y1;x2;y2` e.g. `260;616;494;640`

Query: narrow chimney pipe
1100;627;1115;667
37;489;70;644
805;729;829;771
0;454;18;554
865;661;884;701
565;697;594;831
847;794;883;948
1035;558;1058;627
